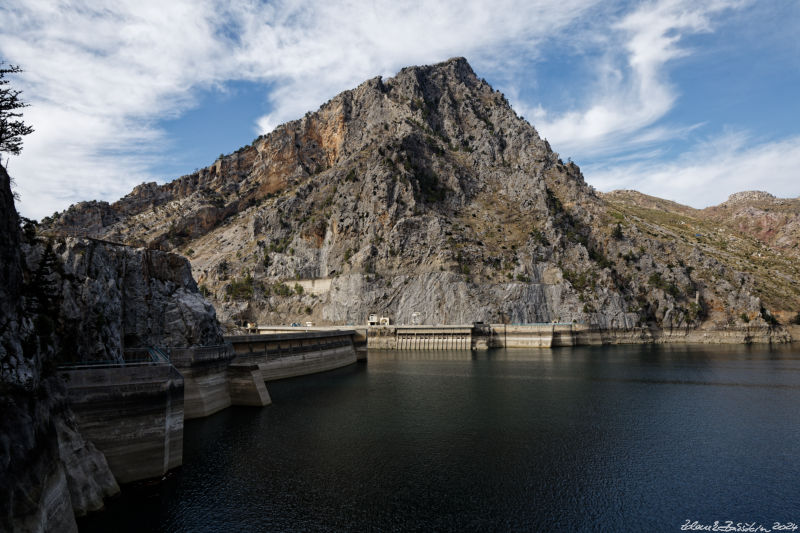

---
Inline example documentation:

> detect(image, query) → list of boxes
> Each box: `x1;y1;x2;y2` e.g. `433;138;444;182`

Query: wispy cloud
1;0;793;221
526;0;744;157
1;0;231;216
1;0;602;218
587;131;800;207
231;0;604;132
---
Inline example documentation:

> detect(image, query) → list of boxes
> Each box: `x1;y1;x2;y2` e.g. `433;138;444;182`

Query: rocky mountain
1;162;224;530
46;57;794;335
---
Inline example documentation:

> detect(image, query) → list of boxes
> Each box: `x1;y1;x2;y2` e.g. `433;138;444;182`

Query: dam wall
60;362;184;484
364;323;788;349
58;332;355;487
226;330;358;381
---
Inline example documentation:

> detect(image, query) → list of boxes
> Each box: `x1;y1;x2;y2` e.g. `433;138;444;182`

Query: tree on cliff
0;62;34;163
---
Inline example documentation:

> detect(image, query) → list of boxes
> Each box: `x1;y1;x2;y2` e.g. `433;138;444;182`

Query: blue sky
1;0;798;220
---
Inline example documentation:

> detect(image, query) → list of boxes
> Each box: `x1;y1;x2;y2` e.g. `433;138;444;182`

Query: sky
1;0;798;220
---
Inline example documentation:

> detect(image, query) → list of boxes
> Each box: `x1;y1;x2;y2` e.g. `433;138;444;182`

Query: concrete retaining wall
294;278;332;295
60;363;184;484
257;345;356;381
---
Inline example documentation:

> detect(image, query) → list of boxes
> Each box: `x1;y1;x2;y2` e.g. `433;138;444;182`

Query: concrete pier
170;344;240;419
227;361;272;406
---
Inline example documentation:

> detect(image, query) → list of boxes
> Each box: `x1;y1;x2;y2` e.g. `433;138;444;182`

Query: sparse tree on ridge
0;62;34;164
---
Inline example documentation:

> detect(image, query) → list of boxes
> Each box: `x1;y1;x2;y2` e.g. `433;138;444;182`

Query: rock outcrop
47;58;792;336
1;164;103;533
21;237;224;365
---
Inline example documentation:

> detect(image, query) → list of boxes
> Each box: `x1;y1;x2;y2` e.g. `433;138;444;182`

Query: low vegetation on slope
605;190;800;324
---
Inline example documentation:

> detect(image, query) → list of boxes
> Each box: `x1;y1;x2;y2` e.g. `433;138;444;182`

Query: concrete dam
363;323;650;350
59;329;359;486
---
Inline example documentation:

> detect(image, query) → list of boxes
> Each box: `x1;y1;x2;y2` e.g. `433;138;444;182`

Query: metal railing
57;346;171;370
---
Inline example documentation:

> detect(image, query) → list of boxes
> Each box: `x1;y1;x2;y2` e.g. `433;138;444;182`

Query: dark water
79;345;800;532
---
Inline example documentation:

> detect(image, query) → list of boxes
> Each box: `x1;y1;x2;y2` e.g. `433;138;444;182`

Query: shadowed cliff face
19;237;224;365
48;58;790;332
1;163;228;530
1;166;95;533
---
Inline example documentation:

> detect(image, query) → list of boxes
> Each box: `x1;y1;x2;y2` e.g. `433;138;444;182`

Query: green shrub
648;273;669;293
272;283;291;296
530;229;549;246
761;306;779;326
563;268;592;292
687;302;704;322
226;276;254;300
589;248;612;269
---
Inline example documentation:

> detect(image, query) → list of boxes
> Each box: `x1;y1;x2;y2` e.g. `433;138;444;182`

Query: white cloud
586;131;800;207
1;0;230;217
1;0;603;218
527;0;745;157
1;0;791;222
230;0;604;132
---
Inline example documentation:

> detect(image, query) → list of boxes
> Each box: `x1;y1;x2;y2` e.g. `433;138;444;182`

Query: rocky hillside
46;58;793;333
1;162;224;530
604;190;800;324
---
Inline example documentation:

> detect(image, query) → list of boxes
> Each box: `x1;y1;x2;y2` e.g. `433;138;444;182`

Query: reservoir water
79;345;800;532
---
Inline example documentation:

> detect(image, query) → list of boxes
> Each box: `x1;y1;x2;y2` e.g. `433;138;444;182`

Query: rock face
1;164;103;533
1;164;224;529
47;58;791;334
21;237;224;365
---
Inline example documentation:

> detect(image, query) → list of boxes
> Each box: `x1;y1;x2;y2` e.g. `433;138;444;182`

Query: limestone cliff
1;164;106;533
47;58;791;336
